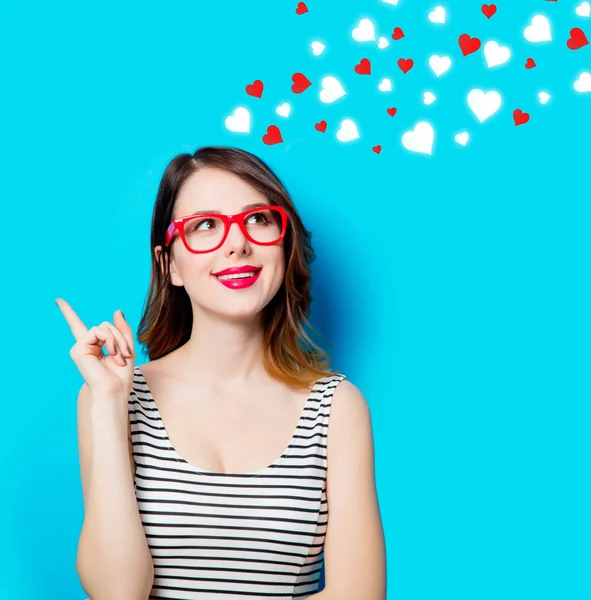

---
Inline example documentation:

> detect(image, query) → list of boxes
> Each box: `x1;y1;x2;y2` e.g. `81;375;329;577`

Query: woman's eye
195;219;216;230
248;213;267;224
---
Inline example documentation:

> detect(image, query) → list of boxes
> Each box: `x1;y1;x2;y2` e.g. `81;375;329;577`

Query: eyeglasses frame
165;205;289;254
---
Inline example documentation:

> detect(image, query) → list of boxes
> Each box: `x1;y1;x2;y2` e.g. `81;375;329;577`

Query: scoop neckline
133;365;323;478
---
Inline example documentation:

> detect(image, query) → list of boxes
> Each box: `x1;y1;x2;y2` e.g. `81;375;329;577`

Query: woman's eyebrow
188;202;269;216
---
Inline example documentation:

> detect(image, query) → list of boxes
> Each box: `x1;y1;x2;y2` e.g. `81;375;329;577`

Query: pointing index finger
55;298;89;341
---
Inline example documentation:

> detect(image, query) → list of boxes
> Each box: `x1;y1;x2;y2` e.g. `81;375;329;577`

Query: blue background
1;0;590;598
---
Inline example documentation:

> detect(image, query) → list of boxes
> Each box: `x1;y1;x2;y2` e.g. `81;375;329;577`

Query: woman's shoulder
135;355;170;378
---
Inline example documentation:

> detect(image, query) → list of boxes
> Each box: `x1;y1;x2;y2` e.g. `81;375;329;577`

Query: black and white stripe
128;365;347;599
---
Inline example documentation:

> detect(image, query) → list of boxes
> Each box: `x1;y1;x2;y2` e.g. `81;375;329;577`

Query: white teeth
217;272;257;280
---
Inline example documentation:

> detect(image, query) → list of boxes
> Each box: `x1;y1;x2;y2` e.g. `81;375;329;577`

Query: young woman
58;146;386;599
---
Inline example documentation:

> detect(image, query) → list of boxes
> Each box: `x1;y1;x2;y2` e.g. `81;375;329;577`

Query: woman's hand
56;298;136;399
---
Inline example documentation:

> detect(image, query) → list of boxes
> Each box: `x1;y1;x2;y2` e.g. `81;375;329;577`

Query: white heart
336;119;360;142
402;121;434;155
574;72;591;93
467;89;502;122
423;91;436;105
352;18;376;42
224;107;250;133
311;41;325;56
455;132;469;146
538;91;551;104
575;2;591;17
319;76;347;103
378;36;390;49
428;54;452;77
428;6;446;24
379;78;393;92
382;0;398;4
276;103;290;118
524;15;552;43
484;41;511;68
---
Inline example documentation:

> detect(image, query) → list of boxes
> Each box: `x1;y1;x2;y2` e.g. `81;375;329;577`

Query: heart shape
538;92;551;104
336;119;360;143
352;18;376;42
311;41;325;56
296;2;308;15
398;58;414;73
576;2;591;18
513;109;530;126
459;34;481;56
574;72;591;93
428;6;446;24
354;58;371;75
481;4;497;19
319;76;346;103
567;27;589;50
276;103;290;118
402;121;434;155
315;120;327;133
387;107;398;117
467;88;502;122
392;27;405;40
423;91;436;105
524;15;552;42
378;78;392;92
455;132;469;146
291;72;312;94
245;79;264;98
295;2;308;15
429;54;452;77
525;58;536;69
262;125;283;145
224;107;251;133
378;36;389;49
372;145;382;154
484;41;511;68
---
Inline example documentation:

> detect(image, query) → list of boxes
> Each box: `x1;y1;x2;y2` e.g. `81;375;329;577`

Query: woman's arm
75;384;154;600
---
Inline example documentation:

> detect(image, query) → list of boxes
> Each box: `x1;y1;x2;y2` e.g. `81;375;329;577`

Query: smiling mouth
213;268;262;280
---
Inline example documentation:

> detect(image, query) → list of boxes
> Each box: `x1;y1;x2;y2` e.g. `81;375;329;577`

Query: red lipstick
211;265;262;289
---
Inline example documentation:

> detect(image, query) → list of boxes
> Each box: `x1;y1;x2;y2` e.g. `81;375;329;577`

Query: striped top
128;365;348;599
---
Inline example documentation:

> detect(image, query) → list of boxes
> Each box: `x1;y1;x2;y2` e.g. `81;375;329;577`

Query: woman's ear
155;245;179;285
154;245;167;277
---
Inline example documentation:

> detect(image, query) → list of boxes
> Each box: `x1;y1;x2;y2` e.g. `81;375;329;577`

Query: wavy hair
136;145;336;389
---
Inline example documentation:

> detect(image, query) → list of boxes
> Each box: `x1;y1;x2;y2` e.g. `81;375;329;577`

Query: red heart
397;58;414;73
315;120;327;133
525;58;536;69
291;72;312;93
295;2;308;15
372;145;382;154
245;79;264;98
567;28;589;50
262;125;283;145
513;109;530;126
354;58;371;75
392;27;405;40
458;33;481;56
386;107;397;117
481;4;497;18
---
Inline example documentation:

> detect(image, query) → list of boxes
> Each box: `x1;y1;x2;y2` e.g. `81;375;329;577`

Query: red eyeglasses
165;205;289;254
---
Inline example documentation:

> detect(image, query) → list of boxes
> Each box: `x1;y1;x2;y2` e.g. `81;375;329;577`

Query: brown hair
136;145;337;389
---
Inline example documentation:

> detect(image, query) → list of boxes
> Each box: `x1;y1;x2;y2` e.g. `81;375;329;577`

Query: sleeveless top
128;365;348;599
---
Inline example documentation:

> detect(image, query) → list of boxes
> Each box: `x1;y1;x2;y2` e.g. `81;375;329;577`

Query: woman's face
156;167;287;321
